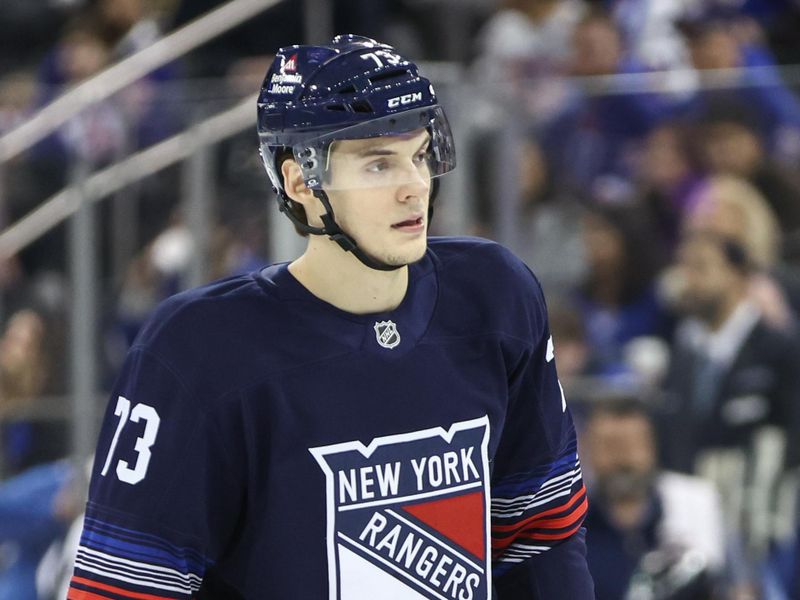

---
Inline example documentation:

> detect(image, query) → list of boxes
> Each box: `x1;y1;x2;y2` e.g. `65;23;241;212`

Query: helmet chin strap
315;180;439;271
314;190;404;272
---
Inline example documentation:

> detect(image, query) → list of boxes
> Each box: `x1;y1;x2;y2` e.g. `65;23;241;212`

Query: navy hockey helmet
256;35;455;270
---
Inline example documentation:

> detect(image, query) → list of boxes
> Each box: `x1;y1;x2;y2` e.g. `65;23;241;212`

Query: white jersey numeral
100;396;131;476
100;395;161;485
360;50;402;68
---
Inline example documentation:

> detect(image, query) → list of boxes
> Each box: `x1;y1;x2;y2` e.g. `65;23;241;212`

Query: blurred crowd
2;0;800;598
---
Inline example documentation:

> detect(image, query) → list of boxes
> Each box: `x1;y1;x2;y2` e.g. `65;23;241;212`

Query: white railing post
68;159;99;464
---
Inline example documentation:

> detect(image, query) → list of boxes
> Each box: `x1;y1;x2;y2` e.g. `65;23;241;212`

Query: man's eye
414;151;430;164
366;160;390;173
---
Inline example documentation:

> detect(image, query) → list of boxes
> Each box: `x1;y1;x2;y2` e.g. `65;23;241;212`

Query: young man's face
321;129;432;267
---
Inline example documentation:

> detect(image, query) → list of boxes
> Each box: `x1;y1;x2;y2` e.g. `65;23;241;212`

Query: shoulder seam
129;344;194;401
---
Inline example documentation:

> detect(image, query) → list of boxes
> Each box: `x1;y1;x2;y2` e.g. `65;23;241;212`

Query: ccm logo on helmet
388;92;422;108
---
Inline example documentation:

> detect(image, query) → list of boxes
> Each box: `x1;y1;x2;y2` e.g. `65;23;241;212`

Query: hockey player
68;35;593;599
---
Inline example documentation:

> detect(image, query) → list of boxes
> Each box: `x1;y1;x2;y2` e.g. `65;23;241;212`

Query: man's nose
398;167;430;201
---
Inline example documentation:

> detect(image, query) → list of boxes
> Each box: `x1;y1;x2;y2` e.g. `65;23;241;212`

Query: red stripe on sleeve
493;494;588;539
491;495;588;553
518;520;584;541
524;496;588;530
69;576;178;600
492;484;587;533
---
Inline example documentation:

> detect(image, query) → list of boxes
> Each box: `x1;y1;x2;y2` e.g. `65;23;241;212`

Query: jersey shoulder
135;272;271;347
428;236;544;299
427;236;548;340
128;269;294;398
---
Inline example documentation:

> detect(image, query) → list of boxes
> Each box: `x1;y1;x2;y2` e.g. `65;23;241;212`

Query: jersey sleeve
490;268;592;597
68;346;246;600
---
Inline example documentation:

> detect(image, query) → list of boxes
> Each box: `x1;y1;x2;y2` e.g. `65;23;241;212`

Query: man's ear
281;159;317;208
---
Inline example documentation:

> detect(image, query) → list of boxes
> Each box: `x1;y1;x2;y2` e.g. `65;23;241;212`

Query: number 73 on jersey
100;395;161;485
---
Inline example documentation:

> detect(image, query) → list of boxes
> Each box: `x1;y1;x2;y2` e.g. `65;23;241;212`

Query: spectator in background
20;17;124;277
635;121;705;253
36;2;179;164
683;175;799;328
474;0;587;82
542;8;676;191
472;0;588;124
0;71;42;249
575;203;669;377
22;7;181;283
582;395;730;600
696;103;800;236
660;232;800;553
34;17;126;173
509;139;588;297
0;309;67;478
89;0;182;148
91;0;161;56
0;310;47;415
476;0;587;71
678;11;800;166
605;0;696;73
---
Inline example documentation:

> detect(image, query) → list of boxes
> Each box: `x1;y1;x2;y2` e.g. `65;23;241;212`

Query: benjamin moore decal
310;416;492;600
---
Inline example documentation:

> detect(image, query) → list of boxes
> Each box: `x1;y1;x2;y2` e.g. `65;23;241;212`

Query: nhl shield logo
374;320;401;349
310;416;492;600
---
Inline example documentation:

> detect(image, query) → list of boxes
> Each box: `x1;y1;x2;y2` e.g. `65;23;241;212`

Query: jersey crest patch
310;416;492;599
374;320;401;349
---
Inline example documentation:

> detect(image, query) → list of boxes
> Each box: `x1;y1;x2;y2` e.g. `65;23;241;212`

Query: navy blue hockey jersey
68;238;590;599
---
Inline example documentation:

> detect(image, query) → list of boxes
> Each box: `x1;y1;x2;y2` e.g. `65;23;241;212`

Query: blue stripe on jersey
491;442;578;499
80;519;206;576
84;515;204;563
83;516;207;567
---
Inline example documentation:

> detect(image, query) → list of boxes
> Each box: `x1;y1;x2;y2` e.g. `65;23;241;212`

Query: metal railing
0;0;282;164
0;96;254;258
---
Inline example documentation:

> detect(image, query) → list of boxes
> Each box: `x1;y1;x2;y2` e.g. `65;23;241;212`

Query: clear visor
292;106;455;191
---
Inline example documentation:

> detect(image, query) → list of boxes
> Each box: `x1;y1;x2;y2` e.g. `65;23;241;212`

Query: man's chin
384;243;428;267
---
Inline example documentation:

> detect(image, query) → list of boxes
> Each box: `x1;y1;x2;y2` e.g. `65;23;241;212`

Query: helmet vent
337;84;357;95
326;104;347;112
350;100;373;113
368;69;410;84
